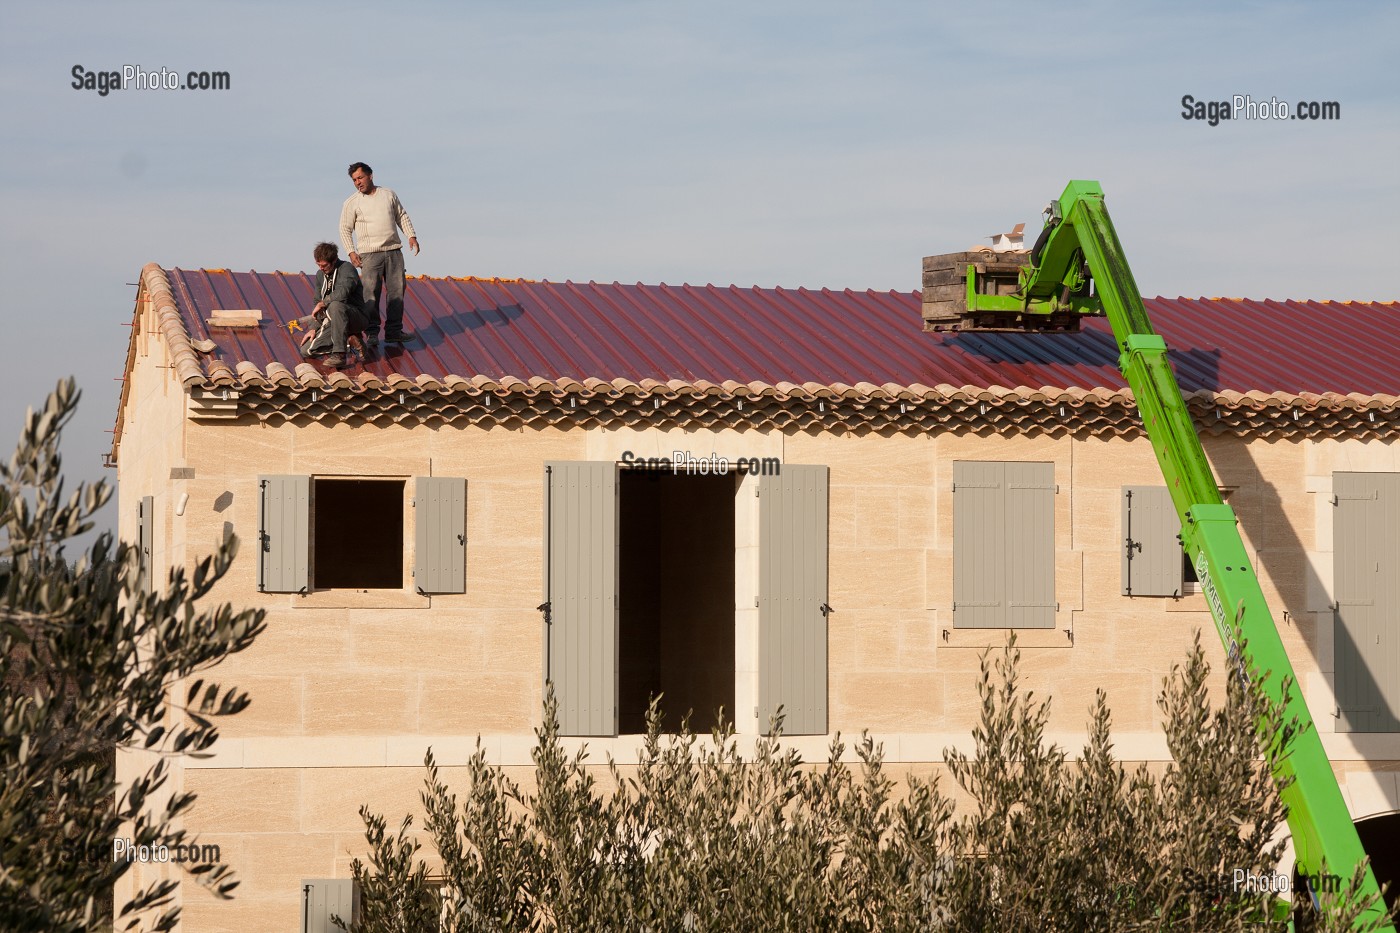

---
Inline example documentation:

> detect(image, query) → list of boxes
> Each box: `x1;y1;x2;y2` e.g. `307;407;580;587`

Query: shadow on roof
946;328;1225;393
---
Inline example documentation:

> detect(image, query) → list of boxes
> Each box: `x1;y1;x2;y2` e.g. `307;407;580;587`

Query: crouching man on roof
301;241;370;369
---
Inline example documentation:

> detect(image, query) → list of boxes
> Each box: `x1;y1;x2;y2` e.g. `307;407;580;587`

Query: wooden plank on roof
207;308;264;327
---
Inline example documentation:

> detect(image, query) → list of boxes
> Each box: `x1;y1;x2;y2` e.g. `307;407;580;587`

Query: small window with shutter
952;461;1056;629
257;475;465;595
313;479;404;589
1121;486;1184;597
414;476;467;594
301;878;358;933
258;476;309;593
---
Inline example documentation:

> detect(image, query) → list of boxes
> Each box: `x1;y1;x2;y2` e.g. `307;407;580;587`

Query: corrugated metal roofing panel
162;268;1400;398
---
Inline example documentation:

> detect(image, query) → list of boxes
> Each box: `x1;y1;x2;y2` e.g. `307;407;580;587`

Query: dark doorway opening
1293;810;1400;928
618;469;736;734
1357;812;1400;919
313;479;404;589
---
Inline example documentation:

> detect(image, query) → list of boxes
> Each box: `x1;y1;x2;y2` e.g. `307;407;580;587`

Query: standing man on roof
340;161;420;346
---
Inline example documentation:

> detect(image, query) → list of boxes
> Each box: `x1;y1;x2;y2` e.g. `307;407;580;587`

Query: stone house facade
111;263;1400;930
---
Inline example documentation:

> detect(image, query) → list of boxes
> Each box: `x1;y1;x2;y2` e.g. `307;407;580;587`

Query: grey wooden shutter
1334;472;1400;733
953;462;1007;628
258;475;309;593
138;495;154;592
414;476;466;594
301;878;357;933
1121;486;1184;597
758;465;829;735
953;461;1055;629
544;462;619;736
1005;463;1056;629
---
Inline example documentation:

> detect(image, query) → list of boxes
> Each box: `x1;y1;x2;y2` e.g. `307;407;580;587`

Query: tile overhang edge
177;375;1400;412
182;380;1400;441
143;263;212;389
110;264;221;466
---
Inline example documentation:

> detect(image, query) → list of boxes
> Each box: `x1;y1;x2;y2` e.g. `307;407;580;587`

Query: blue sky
1;0;1396;541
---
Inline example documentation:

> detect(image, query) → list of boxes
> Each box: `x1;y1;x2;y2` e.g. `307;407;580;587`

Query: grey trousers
300;301;367;356
359;248;407;338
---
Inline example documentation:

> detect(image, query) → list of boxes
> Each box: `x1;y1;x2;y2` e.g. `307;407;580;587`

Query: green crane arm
969;180;1389;928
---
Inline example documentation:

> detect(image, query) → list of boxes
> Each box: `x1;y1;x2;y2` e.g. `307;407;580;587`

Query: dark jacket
315;259;368;312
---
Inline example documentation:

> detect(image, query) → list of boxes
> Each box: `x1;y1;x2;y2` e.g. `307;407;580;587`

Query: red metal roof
163;268;1400;397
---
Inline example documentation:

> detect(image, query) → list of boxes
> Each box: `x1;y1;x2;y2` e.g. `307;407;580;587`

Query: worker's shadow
431;302;526;340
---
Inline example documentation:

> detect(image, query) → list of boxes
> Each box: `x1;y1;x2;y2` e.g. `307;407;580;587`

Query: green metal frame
970;180;1390;928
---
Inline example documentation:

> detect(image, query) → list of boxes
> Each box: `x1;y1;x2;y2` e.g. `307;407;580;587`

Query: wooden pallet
920;251;1029;332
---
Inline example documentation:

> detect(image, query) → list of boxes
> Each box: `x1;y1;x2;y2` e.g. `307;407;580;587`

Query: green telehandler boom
925;180;1390;929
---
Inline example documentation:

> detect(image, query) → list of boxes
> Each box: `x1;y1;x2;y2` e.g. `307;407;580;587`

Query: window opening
1181;551;1200;593
313;479;404;589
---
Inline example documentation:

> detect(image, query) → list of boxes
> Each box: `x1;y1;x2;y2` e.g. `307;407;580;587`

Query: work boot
383;331;416;344
323;352;346;368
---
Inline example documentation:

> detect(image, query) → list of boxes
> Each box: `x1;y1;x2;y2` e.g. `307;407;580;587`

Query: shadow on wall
1217;440;1397;733
957;328;1398;735
953;320;1400;891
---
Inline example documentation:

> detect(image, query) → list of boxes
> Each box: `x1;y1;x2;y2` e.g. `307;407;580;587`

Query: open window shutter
544;462;619;736
953;461;1007;628
301;879;357;933
138;495;154;592
1006;462;1056;629
258;475;309;593
758;465;829;735
1121;486;1184;597
1334;472;1400;733
414;476;466;594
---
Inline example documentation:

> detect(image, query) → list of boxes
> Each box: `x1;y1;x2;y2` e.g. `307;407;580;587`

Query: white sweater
340;186;417;255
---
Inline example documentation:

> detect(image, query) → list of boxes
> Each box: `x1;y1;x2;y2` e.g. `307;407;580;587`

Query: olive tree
344;631;1392;932
0;380;266;931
